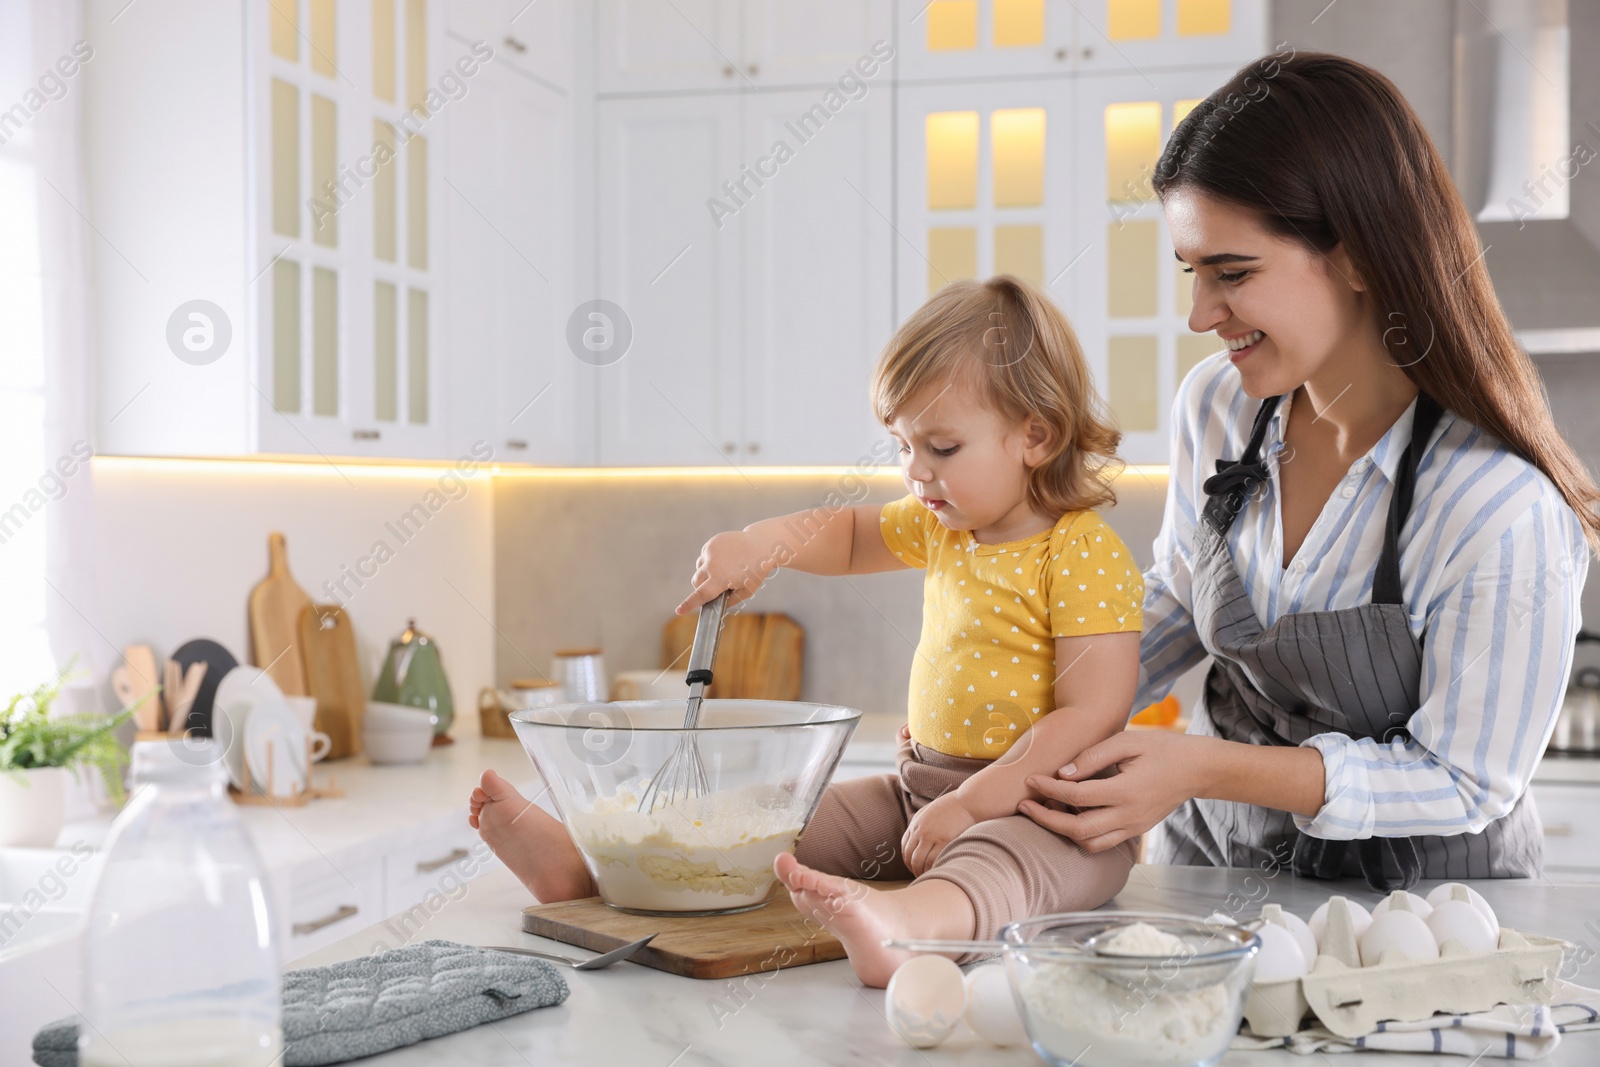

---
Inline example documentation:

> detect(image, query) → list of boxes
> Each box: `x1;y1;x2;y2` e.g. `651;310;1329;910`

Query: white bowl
361;724;433;765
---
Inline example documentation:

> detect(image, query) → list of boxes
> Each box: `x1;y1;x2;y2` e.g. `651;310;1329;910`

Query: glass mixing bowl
1001;912;1260;1067
510;699;860;915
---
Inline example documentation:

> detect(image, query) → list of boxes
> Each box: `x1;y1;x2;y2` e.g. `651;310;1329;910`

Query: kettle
1552;665;1600;753
373;618;455;741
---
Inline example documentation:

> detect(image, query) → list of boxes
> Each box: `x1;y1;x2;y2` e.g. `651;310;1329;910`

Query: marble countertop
296;863;1600;1066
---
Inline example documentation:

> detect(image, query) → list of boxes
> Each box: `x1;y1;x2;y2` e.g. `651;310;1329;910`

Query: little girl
470;275;1144;987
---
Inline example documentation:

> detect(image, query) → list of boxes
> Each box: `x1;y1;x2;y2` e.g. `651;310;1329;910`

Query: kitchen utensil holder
228;734;344;807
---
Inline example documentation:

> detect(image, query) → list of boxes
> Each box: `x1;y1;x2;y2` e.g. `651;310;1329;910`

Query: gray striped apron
1149;392;1543;889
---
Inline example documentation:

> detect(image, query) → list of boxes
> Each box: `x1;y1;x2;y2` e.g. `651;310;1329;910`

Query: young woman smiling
1021;51;1600;889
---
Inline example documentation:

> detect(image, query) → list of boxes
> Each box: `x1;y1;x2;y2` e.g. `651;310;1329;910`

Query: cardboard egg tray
1242;896;1569;1039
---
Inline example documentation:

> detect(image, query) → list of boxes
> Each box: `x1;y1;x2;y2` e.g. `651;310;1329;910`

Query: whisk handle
686;591;729;686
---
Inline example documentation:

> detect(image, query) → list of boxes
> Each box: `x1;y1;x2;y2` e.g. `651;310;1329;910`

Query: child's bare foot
774;852;926;988
468;769;595;902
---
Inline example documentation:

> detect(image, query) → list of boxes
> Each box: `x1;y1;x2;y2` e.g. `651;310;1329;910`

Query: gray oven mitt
33;939;569;1067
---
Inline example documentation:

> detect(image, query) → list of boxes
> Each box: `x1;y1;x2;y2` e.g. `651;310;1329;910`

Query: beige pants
794;728;1138;951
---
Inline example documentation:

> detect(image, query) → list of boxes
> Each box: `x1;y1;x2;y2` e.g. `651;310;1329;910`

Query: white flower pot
0;767;68;848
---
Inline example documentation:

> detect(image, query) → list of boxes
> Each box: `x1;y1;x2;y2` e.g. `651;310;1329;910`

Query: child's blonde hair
871;275;1121;517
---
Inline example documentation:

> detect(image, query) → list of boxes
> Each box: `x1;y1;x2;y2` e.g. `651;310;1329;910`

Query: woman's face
1166;188;1372;399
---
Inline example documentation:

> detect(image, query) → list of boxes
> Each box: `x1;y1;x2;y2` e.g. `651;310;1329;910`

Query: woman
1021;51;1600;889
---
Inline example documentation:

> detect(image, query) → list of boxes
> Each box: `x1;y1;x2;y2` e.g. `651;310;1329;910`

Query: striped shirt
1137;353;1589;839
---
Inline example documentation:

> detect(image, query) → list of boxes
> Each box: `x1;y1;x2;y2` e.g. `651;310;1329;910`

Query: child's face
1167;188;1374;400
886;376;1052;538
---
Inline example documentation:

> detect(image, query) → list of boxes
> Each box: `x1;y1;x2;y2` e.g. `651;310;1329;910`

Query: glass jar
81;739;282;1066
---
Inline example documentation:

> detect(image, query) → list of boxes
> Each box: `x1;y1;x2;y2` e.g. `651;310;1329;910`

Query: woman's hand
1019;731;1214;853
902;792;977;876
675;530;775;614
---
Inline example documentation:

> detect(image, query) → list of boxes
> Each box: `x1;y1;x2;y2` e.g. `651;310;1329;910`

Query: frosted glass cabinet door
895;0;1076;81
596;0;743;93
738;87;894;466
893;80;1075;341
1068;68;1235;464
595;95;744;466
1071;0;1268;74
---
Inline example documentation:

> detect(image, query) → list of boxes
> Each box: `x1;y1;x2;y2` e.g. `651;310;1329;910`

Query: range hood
1453;0;1600;354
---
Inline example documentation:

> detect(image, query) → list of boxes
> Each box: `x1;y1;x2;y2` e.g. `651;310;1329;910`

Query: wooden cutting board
248;532;310;696
521;882;909;980
299;603;364;758
660;610;804;700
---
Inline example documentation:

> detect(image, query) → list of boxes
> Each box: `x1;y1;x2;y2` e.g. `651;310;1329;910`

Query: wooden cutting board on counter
299;603;364;758
660;610;804;699
521;882;909;980
248;532;311;695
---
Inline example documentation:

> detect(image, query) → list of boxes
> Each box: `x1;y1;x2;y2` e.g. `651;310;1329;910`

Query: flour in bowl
566;783;806;912
1021;922;1244;1067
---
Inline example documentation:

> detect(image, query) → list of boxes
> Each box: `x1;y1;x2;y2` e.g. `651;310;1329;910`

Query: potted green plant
0;663;141;848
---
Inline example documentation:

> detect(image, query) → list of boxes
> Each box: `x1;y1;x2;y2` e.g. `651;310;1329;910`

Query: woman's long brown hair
1154;50;1600;553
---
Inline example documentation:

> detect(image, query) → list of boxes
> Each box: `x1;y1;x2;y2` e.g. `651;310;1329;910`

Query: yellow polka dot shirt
879;494;1143;759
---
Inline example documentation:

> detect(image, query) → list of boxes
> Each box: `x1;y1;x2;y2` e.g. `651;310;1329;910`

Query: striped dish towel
1231;981;1600;1059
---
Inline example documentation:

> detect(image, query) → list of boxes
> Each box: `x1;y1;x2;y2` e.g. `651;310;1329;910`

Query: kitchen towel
1232;980;1600;1059
32;939;569;1067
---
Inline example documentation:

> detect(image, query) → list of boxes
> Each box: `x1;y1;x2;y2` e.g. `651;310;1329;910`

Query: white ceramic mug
610;669;690;702
284;695;333;762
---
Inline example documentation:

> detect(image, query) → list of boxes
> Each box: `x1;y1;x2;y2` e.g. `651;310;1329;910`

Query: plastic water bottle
81;739;282;1066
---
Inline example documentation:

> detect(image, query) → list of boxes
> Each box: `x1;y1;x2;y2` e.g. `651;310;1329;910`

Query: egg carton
1242;895;1569;1039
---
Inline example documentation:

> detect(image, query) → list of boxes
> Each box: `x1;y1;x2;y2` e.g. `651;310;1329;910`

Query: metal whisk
637;590;728;814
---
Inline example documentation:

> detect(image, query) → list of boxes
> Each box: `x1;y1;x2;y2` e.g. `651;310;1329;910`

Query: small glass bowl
1001;912;1260;1067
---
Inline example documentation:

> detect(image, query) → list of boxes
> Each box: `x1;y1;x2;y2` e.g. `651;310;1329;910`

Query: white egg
886;956;967;1048
963;964;1028;1046
1253;922;1311;983
1426;899;1499;954
1359;909;1439;966
1270;910;1319;966
1309;897;1373;949
1424;883;1499;934
1370;890;1433;920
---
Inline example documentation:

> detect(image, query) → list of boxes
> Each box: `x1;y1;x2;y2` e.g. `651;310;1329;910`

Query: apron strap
1201;394;1283;536
1371;392;1444;605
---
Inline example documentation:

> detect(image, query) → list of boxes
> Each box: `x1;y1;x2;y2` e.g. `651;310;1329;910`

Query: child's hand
902;792;977;876
676;530;775;614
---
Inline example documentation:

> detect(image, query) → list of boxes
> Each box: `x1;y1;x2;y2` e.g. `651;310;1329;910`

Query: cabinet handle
1546;823;1574;837
416;847;471;874
746;63;759;76
746;442;760;454
1081;46;1095;60
506;439;528;450
292;904;358;936
1055;47;1069;61
722;441;736;453
722;65;735;78
503;35;528;54
353;428;380;441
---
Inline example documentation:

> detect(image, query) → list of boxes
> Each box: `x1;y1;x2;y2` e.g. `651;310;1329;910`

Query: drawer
383;823;500;919
1531;783;1600;872
285;857;385;958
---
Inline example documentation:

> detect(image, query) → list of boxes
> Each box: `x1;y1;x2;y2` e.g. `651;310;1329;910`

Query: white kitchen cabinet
444;58;578;464
597;0;744;94
283;854;387;957
446;0;574;92
1531;782;1600;883
597;0;891;95
86;0;459;461
595;94;744;466
739;88;895;465
595;87;894;466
